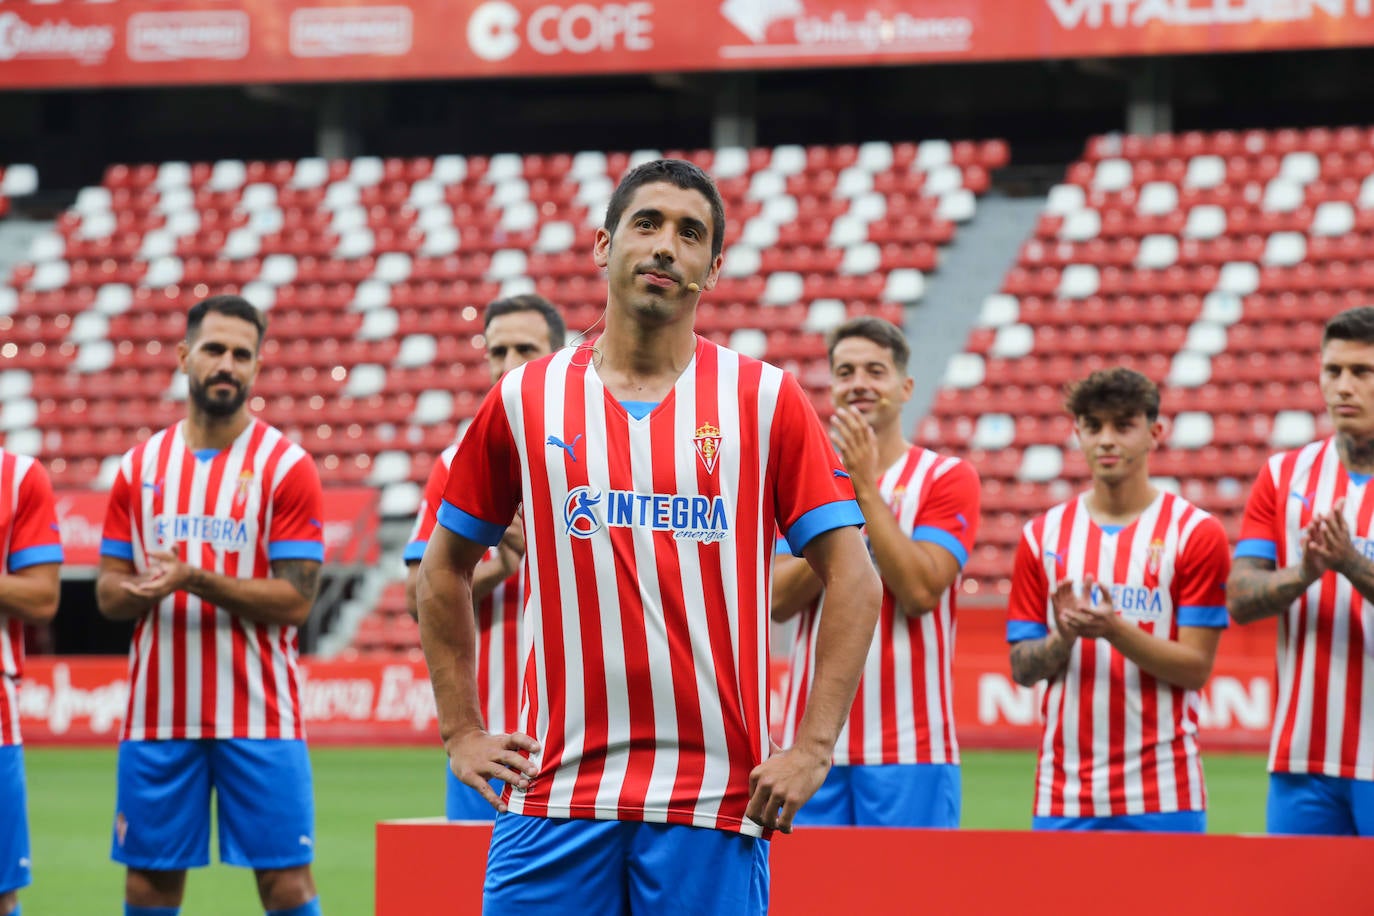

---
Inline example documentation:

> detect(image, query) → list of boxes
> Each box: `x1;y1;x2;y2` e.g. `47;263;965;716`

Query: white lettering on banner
128;11;250;63
298;674;376;722
289;7;413;58
16;663;128;735
1197;676;1271;730
718;2;972;57
978;673;1041;725
0;12;113;64
375;664;439;730
1046;0;1372;29
54;497;102;559
467;1;653;62
976;671;1272;731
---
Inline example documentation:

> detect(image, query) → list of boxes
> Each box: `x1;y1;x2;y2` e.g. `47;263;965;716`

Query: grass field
19;746;1269;914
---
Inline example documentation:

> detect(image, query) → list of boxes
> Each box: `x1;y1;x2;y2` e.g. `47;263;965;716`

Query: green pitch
20;746;1268;915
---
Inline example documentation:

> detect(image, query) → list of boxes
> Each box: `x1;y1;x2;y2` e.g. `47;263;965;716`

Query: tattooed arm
1010;628;1076;687
115;548;320;627
1226;556;1314;624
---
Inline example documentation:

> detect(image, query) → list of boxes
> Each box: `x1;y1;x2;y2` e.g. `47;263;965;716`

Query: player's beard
189;373;248;418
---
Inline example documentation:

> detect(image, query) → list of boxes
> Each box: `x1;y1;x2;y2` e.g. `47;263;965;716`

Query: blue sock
267;898;321;916
124;906;180;916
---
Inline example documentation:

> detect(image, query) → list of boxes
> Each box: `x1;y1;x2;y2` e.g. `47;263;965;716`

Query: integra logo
562;486;729;543
154;514;251;551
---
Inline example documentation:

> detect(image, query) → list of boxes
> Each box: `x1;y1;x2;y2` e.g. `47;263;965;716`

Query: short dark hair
827;316;910;374
483;294;566;349
1323;306;1374;346
186;294;267;346
1064;367;1160;422
603;159;727;260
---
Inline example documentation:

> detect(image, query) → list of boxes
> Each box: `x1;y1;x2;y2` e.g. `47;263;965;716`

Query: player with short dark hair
404;293;563;821
98;294;325;916
418;159;880;913
1008;367;1230;832
0;451;63;916
774;316;979;828
1228;305;1374;836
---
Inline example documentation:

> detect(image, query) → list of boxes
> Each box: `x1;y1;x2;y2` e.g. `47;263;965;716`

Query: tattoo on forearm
1227;559;1301;622
275;560;321;602
1010;637;1070;686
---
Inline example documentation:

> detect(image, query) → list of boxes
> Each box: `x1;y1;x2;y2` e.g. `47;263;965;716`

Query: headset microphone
686;282;701;293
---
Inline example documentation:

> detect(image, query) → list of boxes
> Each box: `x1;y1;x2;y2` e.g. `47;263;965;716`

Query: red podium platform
376;818;1369;914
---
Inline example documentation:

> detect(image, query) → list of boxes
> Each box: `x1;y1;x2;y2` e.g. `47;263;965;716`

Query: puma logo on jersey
547;434;582;462
1289;491;1313;509
298;835;313;847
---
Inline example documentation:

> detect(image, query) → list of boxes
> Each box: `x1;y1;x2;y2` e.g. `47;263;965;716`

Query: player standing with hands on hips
418;159;880;914
1228;306;1374;836
403;293;565;821
98;295;325;916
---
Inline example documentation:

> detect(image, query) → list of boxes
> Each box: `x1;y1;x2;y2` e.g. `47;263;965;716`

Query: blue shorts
0;745;31;895
484;814;769;915
444;763;501;822
1033;810;1206;833
112;739;315;871
795;763;961;828
1267;773;1374;836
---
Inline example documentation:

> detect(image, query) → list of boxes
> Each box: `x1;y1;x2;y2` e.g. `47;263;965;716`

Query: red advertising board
18;609;1278;749
376;819;1372;916
52;486;381;568
0;1;1371;90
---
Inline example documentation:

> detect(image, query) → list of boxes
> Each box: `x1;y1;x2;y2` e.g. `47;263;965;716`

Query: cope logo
467;1;654;63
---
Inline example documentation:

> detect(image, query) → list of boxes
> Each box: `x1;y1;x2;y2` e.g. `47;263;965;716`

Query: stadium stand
0;140;1007;655
0;163;38;220
925;126;1363;593
1;141;1004;496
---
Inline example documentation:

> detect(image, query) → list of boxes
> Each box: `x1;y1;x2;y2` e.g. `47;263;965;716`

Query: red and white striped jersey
101;419;325;742
781;446;979;766
440;338;862;837
1237;438;1374;782
0;450;64;746
406;442;522;734
1008;490;1231;818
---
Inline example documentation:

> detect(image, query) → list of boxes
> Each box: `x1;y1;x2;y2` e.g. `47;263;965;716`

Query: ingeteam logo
562;486;730;543
128;11;250;62
719;0;972;56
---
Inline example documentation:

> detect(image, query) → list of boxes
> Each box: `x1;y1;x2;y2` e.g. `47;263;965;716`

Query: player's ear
176;338;191;374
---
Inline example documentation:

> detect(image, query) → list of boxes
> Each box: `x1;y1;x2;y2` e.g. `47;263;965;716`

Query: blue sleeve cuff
774;535;792;556
1235;538;1277;561
403;540;427;563
437;500;506;547
9;543;64;571
912;525;969;568
268;540;325;562
1007;620;1048;643
785;499;865;557
100;538;134;561
1179;605;1230;628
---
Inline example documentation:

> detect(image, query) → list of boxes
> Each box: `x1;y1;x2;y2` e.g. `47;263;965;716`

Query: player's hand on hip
447;729;541;813
745;744;830;834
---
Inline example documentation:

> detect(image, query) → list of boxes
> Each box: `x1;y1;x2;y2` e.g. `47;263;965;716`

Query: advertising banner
1;1;1371;90
19;611;1277;749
